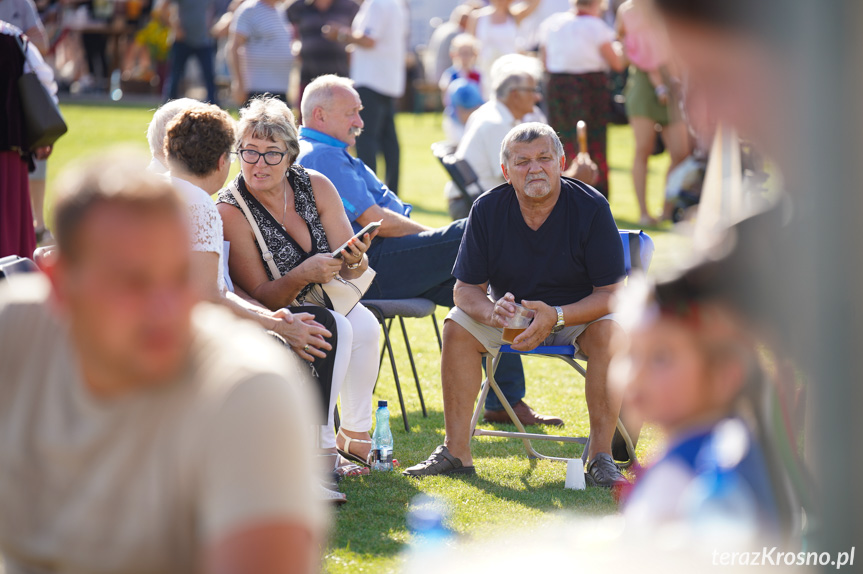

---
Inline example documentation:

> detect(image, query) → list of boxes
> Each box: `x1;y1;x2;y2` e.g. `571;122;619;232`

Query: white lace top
171;177;226;293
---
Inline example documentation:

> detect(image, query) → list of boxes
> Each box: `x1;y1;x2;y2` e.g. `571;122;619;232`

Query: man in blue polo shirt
403;123;629;487
297;75;462;307
298;75;569;429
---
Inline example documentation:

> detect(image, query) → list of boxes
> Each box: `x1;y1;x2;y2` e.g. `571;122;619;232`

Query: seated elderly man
0;155;325;572
447;54;546;220
297;74;566;427
297;74;465;307
404;124;629;488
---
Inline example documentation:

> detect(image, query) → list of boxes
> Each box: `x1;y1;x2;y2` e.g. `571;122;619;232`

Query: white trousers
314;303;380;449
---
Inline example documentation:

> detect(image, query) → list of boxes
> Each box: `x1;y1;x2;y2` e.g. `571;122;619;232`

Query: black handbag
15;35;67;151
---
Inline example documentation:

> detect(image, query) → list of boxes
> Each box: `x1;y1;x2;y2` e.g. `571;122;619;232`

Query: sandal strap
338;429;372;457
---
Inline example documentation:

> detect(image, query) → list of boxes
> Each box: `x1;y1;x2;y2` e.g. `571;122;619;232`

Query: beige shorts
445;306;617;359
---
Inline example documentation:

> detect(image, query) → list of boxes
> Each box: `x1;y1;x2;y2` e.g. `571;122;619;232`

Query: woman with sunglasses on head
217;95;380;471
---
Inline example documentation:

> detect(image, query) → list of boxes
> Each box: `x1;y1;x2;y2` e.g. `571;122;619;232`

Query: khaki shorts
446;306;618;359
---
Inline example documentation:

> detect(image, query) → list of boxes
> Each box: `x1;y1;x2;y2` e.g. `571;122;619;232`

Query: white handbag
227;180;375;316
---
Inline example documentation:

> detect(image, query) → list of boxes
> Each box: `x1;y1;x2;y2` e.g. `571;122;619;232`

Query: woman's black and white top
218;164;330;301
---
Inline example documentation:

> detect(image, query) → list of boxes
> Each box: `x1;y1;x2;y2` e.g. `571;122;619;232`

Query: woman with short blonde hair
218;96;380;468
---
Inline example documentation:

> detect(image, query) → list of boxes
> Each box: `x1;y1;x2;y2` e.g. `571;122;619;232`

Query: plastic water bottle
403;494;454;573
370;400;393;471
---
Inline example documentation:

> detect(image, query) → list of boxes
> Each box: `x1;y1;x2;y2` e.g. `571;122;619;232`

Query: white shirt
450;99;547;199
516;0;571;48
170;176;227;293
540;13;617;74
0;276;325;574
474;12;520;98
231;0;293;93
350;0;407;98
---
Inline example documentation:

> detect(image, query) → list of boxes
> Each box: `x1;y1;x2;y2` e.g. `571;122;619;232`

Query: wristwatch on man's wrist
551;306;565;334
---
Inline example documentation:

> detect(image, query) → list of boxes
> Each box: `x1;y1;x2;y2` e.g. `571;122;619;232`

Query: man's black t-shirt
452;178;625;307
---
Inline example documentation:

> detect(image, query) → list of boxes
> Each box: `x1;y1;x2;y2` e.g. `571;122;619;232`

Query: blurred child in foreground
615;272;781;542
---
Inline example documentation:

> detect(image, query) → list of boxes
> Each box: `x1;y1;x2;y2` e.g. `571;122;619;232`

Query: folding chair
469;230;655;466
362;298;442;432
431;141;485;218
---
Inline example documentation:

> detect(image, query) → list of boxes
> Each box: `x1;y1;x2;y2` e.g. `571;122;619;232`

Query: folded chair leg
399;316;428;417
431;313;442;351
615;417;638;468
488;354;543;458
378;318;393;372
470;376;493;436
380;315;410;432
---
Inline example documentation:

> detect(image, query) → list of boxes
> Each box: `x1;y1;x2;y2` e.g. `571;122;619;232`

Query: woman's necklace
257;177;289;230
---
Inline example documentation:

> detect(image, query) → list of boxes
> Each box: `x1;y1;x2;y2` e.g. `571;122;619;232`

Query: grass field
50;103;694;573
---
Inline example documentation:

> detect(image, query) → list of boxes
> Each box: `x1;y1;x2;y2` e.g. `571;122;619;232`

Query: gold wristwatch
551;306;565;333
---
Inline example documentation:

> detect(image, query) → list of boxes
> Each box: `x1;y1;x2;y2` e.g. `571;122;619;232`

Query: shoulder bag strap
227;180;283;280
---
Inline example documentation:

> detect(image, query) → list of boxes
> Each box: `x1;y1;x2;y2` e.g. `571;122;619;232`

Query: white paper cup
565;458;586;490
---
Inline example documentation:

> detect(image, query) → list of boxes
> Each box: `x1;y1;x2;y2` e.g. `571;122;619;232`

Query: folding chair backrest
431;141;484;202
0;255;38;281
619;230;655;275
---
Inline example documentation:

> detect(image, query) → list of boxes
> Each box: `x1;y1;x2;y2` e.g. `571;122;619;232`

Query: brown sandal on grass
402;445;476;477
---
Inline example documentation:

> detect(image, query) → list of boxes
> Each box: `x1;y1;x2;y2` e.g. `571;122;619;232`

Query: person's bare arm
226;32;247;106
307;171;375;280
453;280;497;327
456;105;479;126
465;11;479;36
323;25;374;48
24;25;48;54
510;282;624;351
204;523;318;574
600;41;626;73
355;204;430;238
510;0;540;24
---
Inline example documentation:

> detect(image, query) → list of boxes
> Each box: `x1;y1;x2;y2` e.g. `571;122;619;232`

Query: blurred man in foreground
0;156;325;574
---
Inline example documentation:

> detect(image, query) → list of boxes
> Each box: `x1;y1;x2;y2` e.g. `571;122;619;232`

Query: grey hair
490;54;542;101
237;96;300;165
146;98;203;164
500;122;565;166
300;74;357;123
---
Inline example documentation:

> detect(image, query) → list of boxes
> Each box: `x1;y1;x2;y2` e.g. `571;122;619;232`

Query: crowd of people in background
0;0;823;571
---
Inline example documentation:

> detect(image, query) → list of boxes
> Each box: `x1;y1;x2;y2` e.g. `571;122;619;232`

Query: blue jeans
163;41;218;105
355;87;400;194
365;219;525;409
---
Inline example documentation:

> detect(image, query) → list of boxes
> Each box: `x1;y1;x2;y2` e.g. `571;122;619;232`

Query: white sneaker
319;483;347;505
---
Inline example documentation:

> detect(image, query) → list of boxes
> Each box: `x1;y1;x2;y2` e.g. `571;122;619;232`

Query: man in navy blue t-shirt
405;124;630;487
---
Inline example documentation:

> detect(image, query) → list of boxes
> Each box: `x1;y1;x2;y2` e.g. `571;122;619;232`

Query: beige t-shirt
0;275;326;574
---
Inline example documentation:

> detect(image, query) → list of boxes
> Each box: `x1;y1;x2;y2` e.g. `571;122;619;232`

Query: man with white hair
296;74;463;308
146;98;203;173
447;53;547;220
404;124;628;488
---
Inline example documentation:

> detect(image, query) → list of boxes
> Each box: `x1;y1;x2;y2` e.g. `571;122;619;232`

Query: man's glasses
234;149;288;165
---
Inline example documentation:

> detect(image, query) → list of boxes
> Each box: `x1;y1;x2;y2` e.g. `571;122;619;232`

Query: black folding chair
431;141;485;219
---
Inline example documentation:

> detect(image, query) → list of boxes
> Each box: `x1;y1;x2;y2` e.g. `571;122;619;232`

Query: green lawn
50;103;692;573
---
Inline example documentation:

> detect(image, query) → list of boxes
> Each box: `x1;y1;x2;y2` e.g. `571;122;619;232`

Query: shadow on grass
329;456;614;561
462;467;616;515
330;471;422;558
